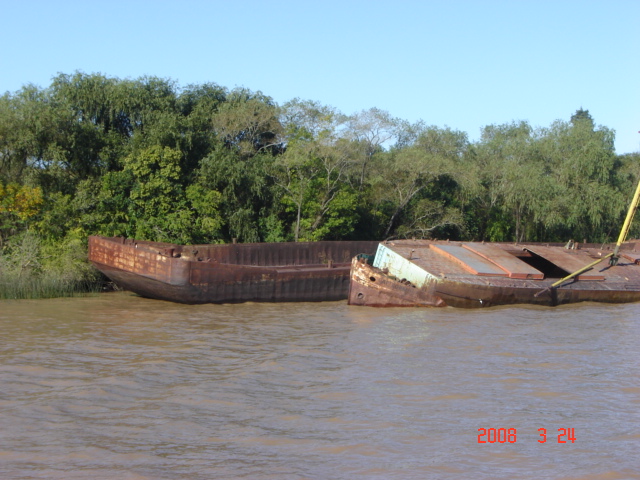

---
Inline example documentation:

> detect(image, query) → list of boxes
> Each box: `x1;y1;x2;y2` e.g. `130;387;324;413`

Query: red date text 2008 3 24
477;428;576;444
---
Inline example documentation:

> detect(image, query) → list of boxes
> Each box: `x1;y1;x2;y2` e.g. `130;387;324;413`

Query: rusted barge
350;177;640;308
89;235;379;304
348;240;640;308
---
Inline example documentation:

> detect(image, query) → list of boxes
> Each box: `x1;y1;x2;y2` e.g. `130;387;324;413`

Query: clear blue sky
2;0;638;154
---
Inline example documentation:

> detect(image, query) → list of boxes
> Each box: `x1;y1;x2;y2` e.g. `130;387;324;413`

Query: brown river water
1;292;639;480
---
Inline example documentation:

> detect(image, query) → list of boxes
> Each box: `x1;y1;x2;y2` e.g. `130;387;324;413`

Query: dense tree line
1;72;639;295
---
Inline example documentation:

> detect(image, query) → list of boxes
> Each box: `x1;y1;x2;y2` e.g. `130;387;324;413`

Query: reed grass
0;275;102;300
0;231;103;300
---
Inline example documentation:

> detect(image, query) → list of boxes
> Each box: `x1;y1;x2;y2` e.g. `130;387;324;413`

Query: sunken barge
348;240;640;308
89;235;378;304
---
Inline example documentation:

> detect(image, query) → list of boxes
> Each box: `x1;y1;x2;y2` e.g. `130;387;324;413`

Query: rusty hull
89;236;379;304
348;256;446;307
348;240;640;308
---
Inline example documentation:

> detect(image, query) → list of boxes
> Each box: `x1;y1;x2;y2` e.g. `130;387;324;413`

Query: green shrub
0;232;102;299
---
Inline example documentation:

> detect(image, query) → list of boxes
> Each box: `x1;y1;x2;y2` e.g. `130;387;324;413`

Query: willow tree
273;99;359;241
0;85;83;190
536;110;624;242
177;82;228;173
196;89;283;242
371;125;467;239
346;107;400;191
471;121;547;242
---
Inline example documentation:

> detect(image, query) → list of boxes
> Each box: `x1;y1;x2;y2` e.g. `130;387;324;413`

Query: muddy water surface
1;293;639;479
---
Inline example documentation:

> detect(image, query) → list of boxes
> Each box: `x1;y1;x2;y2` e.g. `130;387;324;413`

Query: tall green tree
274;99;360;241
371;125;467;239
471;121;545;242
537;111;623;242
346;107;399;190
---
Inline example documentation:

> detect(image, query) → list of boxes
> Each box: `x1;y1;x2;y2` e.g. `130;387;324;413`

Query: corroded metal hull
89;236;378;304
348;240;640;308
348;256;446;307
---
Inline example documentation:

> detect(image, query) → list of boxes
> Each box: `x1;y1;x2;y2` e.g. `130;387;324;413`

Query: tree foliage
1;71;639;296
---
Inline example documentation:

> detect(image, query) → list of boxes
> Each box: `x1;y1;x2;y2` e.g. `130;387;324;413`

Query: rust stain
349;240;640;308
89;236;378;304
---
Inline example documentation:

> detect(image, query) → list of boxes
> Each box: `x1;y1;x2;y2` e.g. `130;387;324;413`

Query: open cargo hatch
523;246;605;281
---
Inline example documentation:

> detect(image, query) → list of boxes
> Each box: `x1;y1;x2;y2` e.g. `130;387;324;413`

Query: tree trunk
383;207;403;239
294;202;301;242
